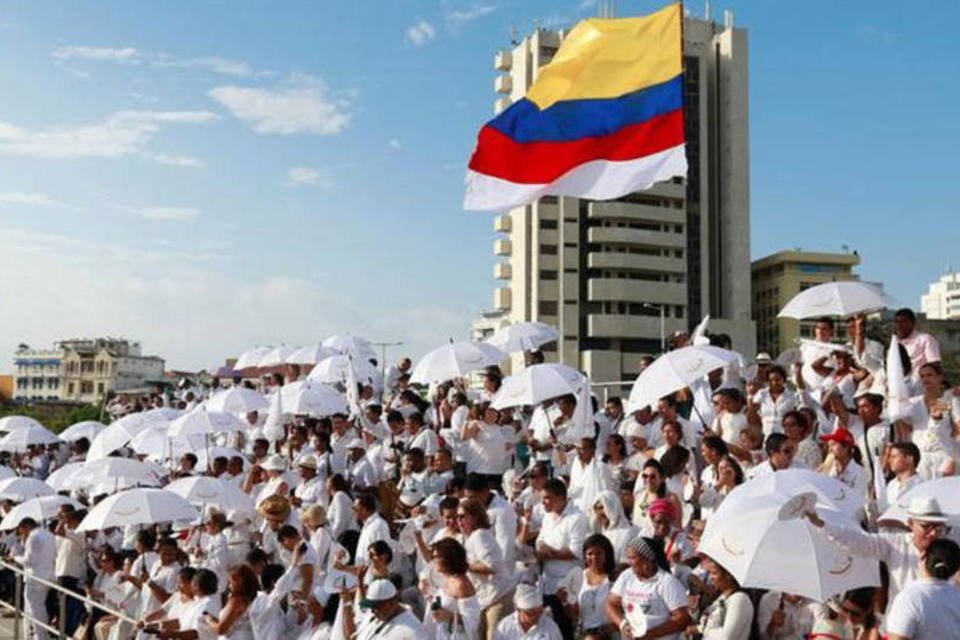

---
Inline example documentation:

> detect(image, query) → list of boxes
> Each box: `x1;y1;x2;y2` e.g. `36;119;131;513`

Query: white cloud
155;56;254;77
286;167;335;189
447;5;496;25
209;74;351;136
0;192;68;208
136;206;201;221
578;0;599;10
141;152;206;168
0;228;470;371
0;110;217;160
51;46;139;62
388;139;402;150
405;20;436;46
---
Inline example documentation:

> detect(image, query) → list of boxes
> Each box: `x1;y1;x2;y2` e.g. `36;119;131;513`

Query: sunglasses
641;473;658;480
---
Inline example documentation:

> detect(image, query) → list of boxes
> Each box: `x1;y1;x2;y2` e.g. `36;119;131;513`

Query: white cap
261;454;286;471
514;583;543;610
346;438;365;450
360;579;397;606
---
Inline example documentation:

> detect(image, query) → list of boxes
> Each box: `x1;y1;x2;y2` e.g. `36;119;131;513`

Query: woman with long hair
205;565;259;640
698;455;744;520
457;498;511;640
603;434;632;482
692;557;754;639
424;538;481;640
632;459;682;533
897;363;958;479
819;427;869;500
561;534;616;640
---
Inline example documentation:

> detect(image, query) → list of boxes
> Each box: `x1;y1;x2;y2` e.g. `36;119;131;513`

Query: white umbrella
59;421;106;443
280;380;348;417
410;341;507;385
0;477;55;502
880;477;960;526
0;496;81;530
67;458;162;492
195;447;249;472
626;345;739;412
307;355;379;386
721;468;865;518
142;407;183;421
491;363;586;409
0;416;45;433
205;387;268;414
45;462;84;492
485;322;559;353
778;281;893;320
257;345;299;368
129;425;205;462
700;489;879;601
285;344;338;366
0;424;60;453
0;466;17;481
88;412;171;461
77;488;199;532
234;346;272;370
322;335;377;360
165;476;254;513
168;410;246;438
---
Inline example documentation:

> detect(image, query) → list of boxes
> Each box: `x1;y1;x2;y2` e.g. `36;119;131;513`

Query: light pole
371;341;404;376
641;303;665;353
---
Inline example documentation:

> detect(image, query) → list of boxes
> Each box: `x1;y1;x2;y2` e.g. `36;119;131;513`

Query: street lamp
641;303;665;353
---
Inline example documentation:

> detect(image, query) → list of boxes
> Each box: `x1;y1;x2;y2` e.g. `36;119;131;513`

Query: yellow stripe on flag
526;3;682;110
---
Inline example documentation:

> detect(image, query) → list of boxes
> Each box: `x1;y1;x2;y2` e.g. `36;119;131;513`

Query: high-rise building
751;250;861;355
921;272;960;320
476;12;755;384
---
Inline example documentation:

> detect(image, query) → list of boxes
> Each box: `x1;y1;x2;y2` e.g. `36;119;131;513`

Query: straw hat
258;495;291;520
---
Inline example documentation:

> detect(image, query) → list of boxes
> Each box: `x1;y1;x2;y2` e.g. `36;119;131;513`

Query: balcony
494;50;512;71
587;227;685;249
494;287;512;310
493;239;511;256
587;278;686;304
494;97;511;114
587;201;685;224
494;214;511;233
494;263;511;279
587;314;686;339
587;253;685;273
494;75;512;94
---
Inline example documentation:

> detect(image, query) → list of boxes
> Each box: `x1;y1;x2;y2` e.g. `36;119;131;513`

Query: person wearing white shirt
326;475;357;542
463;411;510;481
535;478;589;640
346;440;378;491
407;413;439;459
607;537;690;640
819;427;869;517
54;507;87;636
696;557;753;639
352;495;392;568
463;475;518;571
805;496;950;610
568;438;616;514
886;538;960;640
747;434;799;479
749;366;799;437
493;583;562;640
291;456;326;509
877;442;923;513
756;591;821;639
14;518;57;640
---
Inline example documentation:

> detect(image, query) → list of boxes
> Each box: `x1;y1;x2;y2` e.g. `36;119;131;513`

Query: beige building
921;272;960;320
751;250;861;355
476;13;755;384
59;338;165;404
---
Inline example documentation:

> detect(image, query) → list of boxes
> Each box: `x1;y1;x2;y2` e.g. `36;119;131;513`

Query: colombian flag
464;3;686;211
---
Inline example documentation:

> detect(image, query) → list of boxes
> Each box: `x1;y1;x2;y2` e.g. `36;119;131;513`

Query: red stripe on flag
468;108;685;185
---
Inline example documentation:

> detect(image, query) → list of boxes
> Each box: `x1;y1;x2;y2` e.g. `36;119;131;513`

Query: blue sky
0;1;955;371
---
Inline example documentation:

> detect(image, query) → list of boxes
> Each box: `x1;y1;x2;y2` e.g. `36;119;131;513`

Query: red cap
820;426;855;447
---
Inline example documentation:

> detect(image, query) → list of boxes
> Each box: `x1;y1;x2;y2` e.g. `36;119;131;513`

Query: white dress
422;588;482;640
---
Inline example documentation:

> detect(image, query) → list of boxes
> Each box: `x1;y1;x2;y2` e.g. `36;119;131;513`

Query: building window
539;219;558;230
540;270;558;280
540;244;558;255
539;301;558;315
80;382;94;394
97;383;105;394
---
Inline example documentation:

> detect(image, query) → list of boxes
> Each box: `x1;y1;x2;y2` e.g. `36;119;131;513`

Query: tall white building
475;12;755;385
921;272;960;320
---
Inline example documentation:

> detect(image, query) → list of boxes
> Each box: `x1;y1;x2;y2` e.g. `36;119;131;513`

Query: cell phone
430;597;442;611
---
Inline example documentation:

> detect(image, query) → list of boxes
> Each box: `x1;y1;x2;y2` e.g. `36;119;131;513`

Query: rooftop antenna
510;25;519;45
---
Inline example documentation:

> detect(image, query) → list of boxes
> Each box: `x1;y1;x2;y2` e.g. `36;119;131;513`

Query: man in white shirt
886;538;960;640
493;583;562;640
14;517;56;640
568;437;616;513
291;455;325;509
54;507;87;636
882;442;923;516
342;578;422;640
352;494;392;568
346;439;378;491
749;434;800;478
805;496;950;610
464;474;518;569
535;478;589;640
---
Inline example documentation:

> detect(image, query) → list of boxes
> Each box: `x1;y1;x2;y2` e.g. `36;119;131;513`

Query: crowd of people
1;307;960;640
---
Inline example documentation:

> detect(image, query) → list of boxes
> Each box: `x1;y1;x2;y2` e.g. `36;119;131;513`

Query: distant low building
751;250;861;355
13;345;64;401
921;272;960;320
60;338;165;403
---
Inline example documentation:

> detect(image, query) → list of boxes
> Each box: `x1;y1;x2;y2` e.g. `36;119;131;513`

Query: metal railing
588;380;634;404
0;560;137;640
